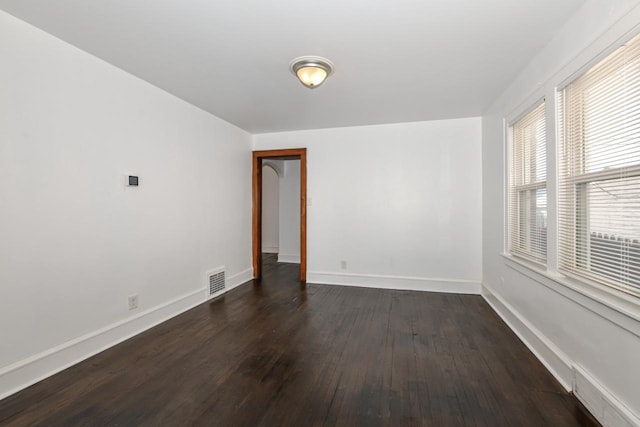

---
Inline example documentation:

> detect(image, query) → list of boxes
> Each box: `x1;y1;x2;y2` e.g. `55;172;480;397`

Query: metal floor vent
208;269;226;296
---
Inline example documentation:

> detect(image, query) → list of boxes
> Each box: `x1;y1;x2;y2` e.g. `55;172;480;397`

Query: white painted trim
502;254;640;338
261;246;279;254
506;94;546;127
0;267;254;401
277;254;300;264
482;284;640;424
481;284;573;391
0;289;203;400
226;268;254;292
573;365;640;427
308;271;480;294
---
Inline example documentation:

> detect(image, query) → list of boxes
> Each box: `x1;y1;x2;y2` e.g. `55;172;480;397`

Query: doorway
252;148;307;282
261;163;280;256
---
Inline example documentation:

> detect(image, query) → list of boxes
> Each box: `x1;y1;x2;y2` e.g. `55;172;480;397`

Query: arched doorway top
262;160;283;178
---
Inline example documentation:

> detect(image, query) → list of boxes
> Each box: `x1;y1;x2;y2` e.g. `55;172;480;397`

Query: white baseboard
226;268;254;292
277;254;300;264
573;365;640;427
482;284;640;427
0;267;253;401
262;246;279;254
481;284;573;390
307;271;480;294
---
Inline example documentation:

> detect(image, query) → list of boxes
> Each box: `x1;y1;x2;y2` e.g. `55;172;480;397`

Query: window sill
499;253;640;338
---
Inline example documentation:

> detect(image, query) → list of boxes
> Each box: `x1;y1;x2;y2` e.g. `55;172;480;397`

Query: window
558;32;640;297
509;102;547;263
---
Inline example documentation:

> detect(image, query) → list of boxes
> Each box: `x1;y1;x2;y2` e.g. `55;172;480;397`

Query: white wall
482;1;640;425
254;118;482;293
278;160;300;263
261;164;279;253
0;10;252;399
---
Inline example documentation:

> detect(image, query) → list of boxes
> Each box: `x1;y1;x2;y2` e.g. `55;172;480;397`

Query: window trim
501;24;640;310
501;252;640;338
556;33;640;298
507;99;548;264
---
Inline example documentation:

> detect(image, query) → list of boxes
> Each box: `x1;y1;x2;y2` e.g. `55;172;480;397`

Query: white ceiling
0;0;585;133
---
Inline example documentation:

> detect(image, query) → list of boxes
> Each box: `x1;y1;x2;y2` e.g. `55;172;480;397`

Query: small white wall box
127;176;139;186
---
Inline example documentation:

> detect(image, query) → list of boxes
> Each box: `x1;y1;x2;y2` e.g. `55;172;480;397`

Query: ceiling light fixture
289;56;334;89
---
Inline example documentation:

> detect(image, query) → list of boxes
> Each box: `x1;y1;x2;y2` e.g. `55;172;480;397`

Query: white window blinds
509;102;547;263
558;32;640;297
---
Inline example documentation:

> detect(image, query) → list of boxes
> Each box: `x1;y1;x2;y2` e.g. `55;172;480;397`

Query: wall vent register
208;269;226;297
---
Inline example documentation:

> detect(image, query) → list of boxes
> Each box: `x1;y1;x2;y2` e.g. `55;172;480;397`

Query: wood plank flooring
0;254;598;426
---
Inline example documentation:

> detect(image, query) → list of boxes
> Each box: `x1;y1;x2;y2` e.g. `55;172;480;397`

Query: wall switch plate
128;295;138;310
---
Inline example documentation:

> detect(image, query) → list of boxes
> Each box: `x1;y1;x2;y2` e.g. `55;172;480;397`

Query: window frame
500;26;640;338
556;33;640;298
507;100;548;265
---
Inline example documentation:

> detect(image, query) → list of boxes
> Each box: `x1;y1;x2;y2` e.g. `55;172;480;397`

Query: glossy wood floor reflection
0;254;598;427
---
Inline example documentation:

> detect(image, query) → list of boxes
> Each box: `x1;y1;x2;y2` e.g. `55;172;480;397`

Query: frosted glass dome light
290;56;334;89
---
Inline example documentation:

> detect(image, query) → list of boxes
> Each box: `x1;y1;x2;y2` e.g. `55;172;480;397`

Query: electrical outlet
128;295;138;310
341;260;347;269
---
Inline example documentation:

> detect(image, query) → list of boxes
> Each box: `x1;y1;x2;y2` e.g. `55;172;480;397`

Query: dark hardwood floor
0;254;598;426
